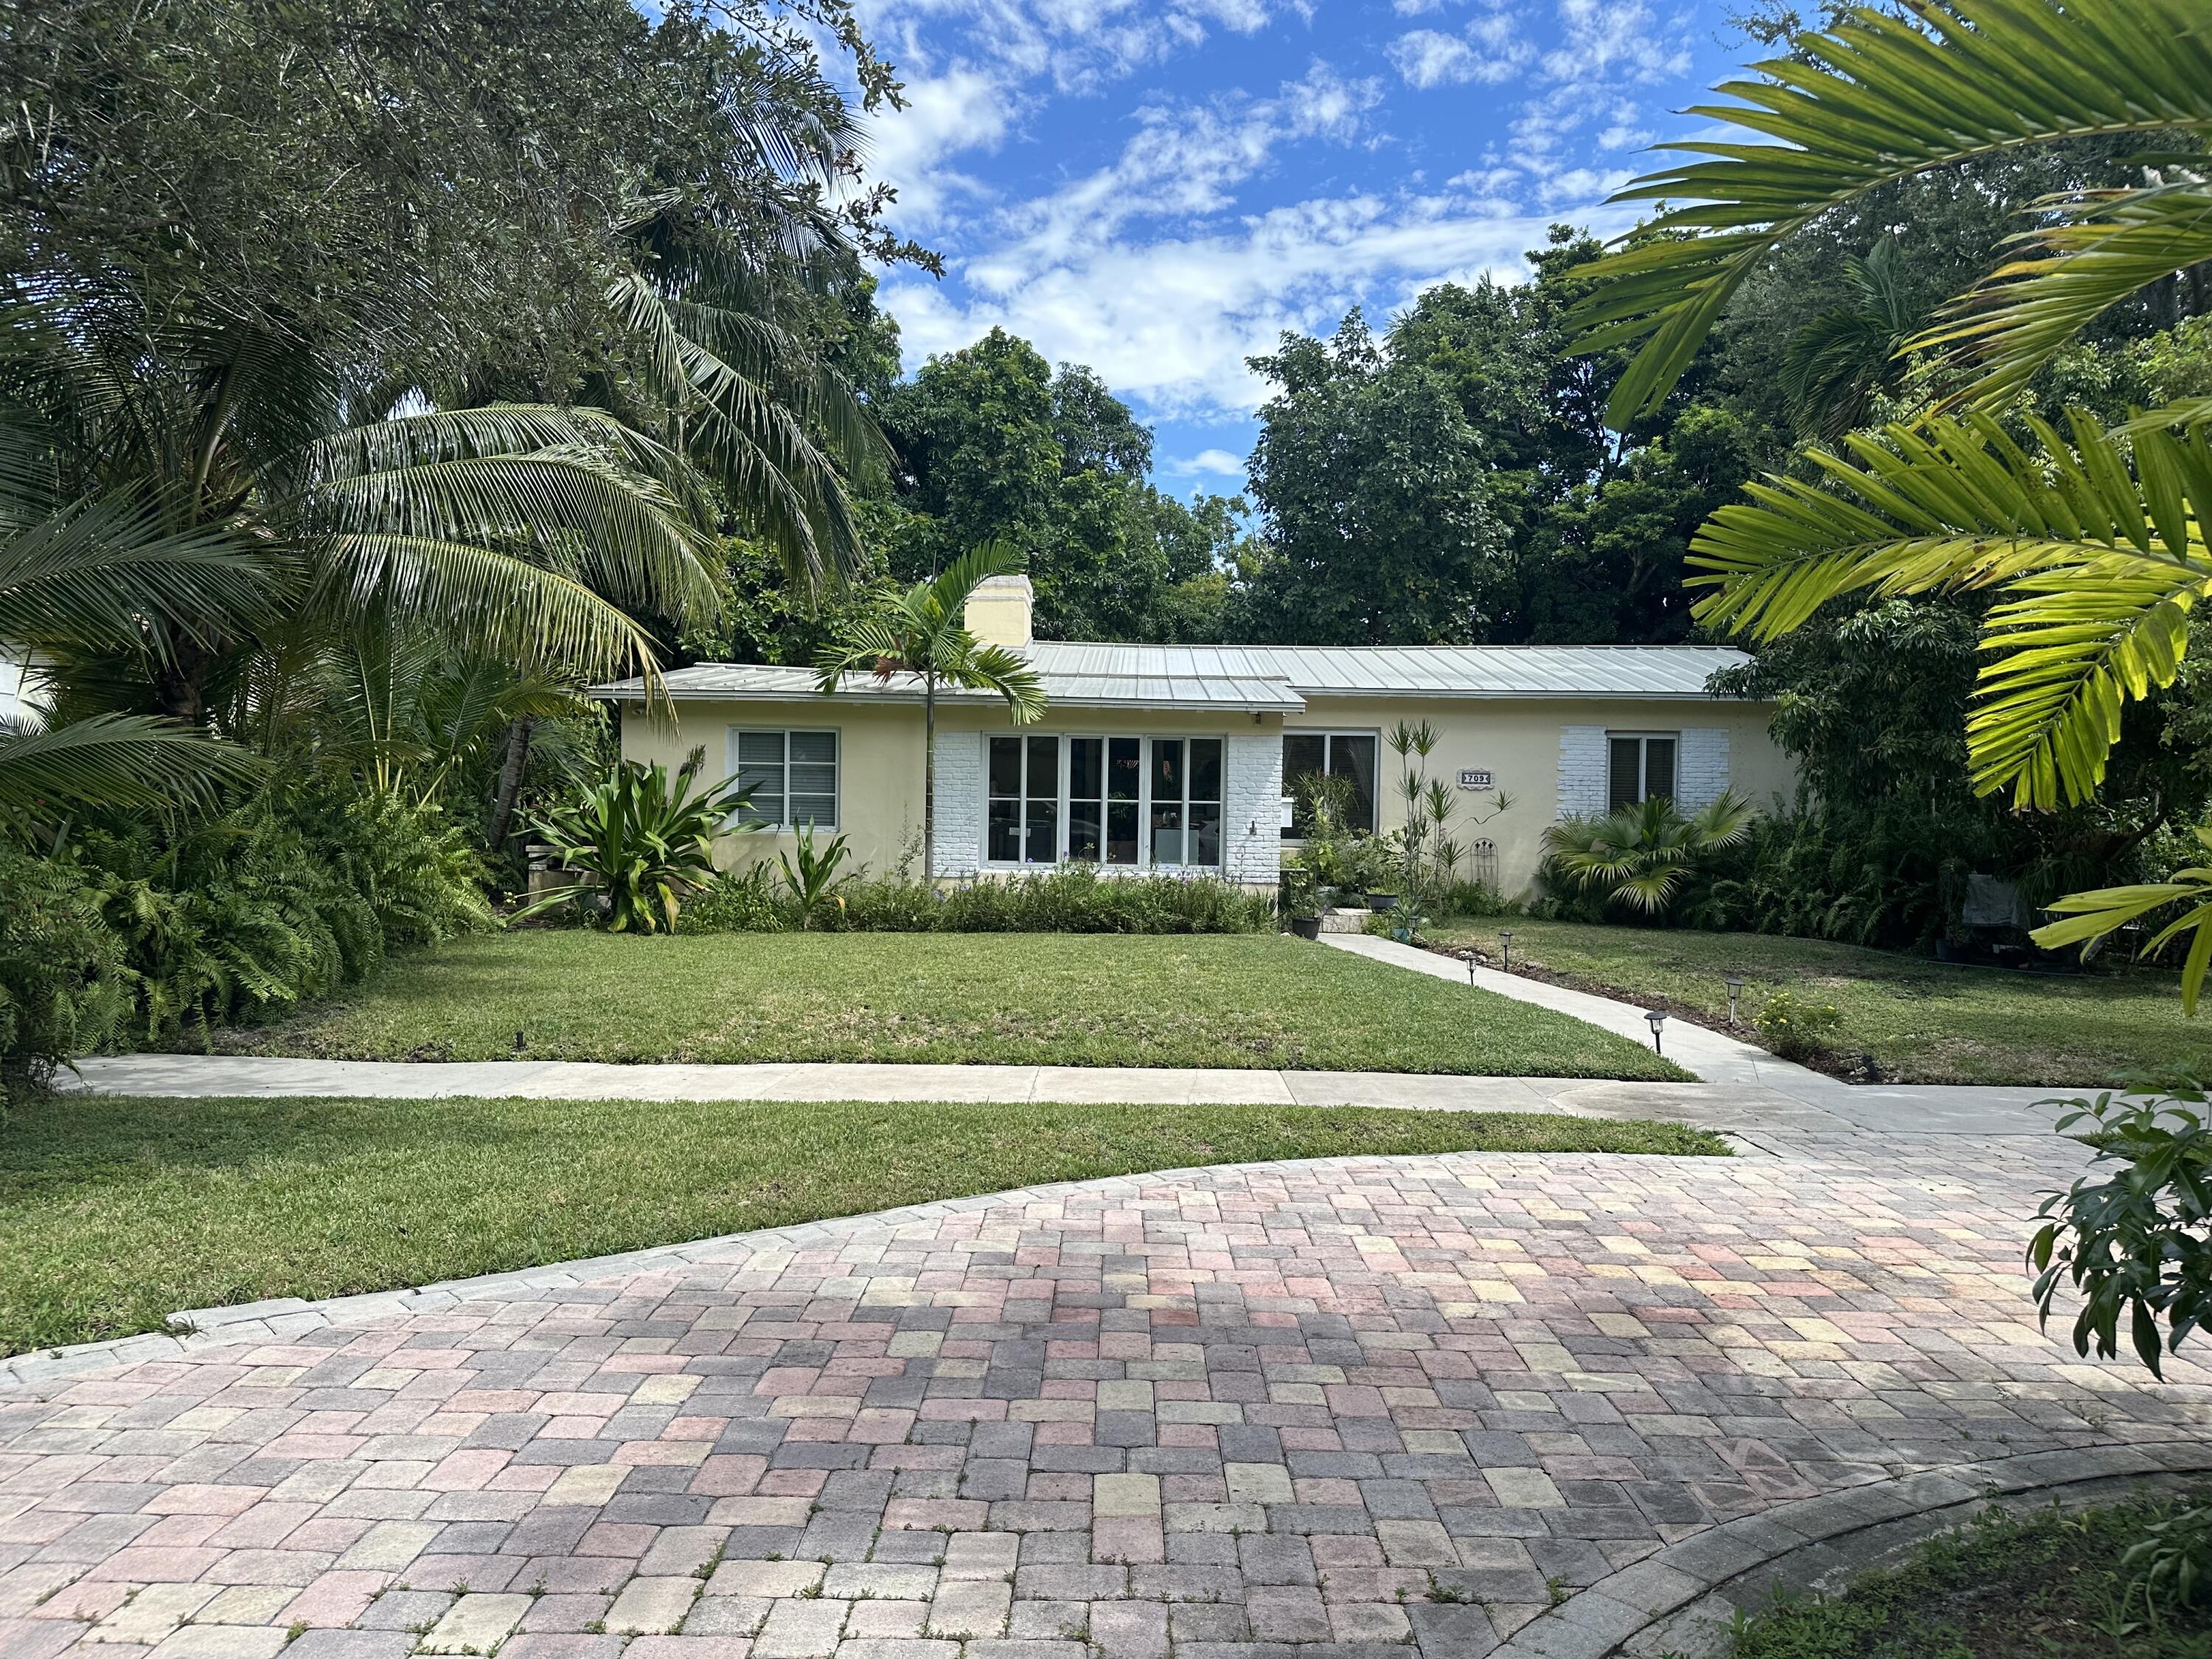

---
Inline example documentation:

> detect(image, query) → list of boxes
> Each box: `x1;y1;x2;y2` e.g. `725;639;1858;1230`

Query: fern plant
1542;793;1757;918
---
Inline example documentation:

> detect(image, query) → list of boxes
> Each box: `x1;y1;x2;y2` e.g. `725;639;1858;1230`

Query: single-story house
597;575;1791;895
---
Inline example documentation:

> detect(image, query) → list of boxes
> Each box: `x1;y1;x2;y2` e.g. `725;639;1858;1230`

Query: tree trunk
487;715;534;854
922;679;937;887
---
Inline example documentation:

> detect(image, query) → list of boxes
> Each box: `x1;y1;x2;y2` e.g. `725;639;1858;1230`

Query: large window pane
1608;737;1641;810
988;735;1022;798
1025;799;1058;863
1188;801;1222;867
1152;802;1184;866
1644;737;1676;802
1069;737;1102;801
1190;739;1222;802
734;729;785;825
1068;738;1103;863
1329;734;1377;832
787;730;836;827
1282;734;1326;839
1107;737;1141;799
987;798;1022;862
1027;734;1058;800
1106;801;1138;864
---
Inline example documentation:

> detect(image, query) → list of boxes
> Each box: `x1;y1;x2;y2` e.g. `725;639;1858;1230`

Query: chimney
963;573;1034;648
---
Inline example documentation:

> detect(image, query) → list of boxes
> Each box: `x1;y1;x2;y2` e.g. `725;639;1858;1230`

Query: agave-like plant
520;748;752;934
1542;792;1757;917
1560;0;2212;993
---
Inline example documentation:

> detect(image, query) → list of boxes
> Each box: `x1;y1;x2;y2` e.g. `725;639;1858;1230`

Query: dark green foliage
874;329;1246;642
1540;794;1758;919
0;849;130;1096
1722;1495;2212;1658
681;863;1278;935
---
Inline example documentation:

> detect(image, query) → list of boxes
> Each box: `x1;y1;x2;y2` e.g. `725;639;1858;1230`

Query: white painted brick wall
930;730;983;877
1557;726;1608;819
1222;731;1282;886
1676;727;1731;810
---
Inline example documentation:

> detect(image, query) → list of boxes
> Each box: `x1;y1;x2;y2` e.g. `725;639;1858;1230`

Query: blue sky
848;0;1754;495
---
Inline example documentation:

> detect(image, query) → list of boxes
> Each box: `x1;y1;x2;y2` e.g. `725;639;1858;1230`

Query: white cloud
1167;448;1248;477
861;66;1020;226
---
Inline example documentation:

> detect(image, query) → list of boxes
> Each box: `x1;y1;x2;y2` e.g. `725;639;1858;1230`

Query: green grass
1723;1496;2212;1658
1431;918;2211;1087
210;930;1686;1078
0;1093;1728;1356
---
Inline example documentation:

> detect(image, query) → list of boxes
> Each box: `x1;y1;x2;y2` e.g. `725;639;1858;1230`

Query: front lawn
210;930;1685;1078
0;1093;1727;1355
1431;918;2209;1087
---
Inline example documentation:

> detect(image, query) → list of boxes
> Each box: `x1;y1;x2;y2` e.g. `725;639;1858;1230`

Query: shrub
1438;878;1517;917
679;863;1276;935
679;864;789;933
1753;990;1843;1060
0;848;131;1099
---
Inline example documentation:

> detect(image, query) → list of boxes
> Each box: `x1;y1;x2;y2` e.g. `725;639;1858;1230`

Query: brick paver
3;1133;2208;1657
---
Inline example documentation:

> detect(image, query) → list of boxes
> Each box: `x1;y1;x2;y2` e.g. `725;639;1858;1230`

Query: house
597;575;1792;896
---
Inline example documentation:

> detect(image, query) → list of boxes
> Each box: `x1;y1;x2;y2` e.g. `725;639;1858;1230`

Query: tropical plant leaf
1690;411;2212;807
1565;0;2212;423
0;712;264;818
1919;181;2212;408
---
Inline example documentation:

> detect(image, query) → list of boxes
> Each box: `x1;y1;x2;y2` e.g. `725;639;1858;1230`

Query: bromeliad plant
521;748;749;933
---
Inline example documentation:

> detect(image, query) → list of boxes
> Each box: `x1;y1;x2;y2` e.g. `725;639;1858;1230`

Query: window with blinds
727;728;839;829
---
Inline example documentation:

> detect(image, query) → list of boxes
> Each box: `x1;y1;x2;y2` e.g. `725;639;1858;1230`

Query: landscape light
1645;1010;1666;1055
1725;974;1746;1027
1498;930;1513;973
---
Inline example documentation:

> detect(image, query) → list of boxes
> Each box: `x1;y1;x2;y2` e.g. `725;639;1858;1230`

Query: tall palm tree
813;542;1047;882
1560;0;2212;996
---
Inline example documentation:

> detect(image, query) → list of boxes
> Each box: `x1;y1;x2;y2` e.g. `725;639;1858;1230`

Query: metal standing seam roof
591;641;1756;709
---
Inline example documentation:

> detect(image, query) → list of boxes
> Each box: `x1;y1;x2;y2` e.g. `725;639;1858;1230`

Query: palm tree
0;472;271;824
1778;235;1931;440
813;542;1047;882
1543;793;1757;917
1560;0;2212;995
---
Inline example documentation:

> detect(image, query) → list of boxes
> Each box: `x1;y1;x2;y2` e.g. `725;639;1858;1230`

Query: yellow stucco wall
1281;697;1792;894
619;692;1792;894
619;699;928;876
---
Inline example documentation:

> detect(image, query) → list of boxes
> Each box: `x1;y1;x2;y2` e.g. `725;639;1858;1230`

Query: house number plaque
1457;768;1493;789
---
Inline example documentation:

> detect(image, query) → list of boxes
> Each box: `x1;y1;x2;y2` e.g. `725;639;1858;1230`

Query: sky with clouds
848;0;1754;493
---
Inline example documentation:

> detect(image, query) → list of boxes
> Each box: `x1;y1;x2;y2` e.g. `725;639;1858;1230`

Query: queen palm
813;543;1047;883
1561;0;2212;997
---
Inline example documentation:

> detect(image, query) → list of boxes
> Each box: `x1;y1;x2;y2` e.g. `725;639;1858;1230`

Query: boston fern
523;748;751;934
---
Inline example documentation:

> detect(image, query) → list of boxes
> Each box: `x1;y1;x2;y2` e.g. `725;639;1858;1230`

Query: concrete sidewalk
63;1051;2065;1138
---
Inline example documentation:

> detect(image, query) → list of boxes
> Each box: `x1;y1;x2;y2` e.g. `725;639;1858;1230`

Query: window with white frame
1280;731;1377;838
728;728;839;829
1607;731;1677;809
985;734;1223;869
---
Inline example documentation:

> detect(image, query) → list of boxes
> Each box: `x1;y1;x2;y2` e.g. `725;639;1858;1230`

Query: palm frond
1916;181;2212;406
1565;0;2212;423
0;490;274;658
0;712;264;817
1691;410;2212;807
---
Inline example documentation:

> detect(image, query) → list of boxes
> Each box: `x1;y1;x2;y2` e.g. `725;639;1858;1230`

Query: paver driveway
3;1130;2209;1659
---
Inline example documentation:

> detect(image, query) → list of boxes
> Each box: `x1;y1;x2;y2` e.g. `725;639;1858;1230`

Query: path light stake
1646;1010;1666;1055
1725;974;1745;1028
1467;951;1477;988
1499;930;1512;973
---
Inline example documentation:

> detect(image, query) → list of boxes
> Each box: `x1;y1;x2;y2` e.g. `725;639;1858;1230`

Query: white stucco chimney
963;573;1034;648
